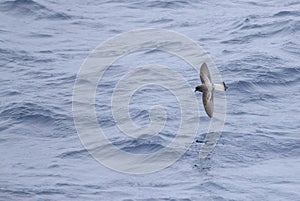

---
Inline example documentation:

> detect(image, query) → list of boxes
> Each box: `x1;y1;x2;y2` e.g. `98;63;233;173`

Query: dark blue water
1;0;300;200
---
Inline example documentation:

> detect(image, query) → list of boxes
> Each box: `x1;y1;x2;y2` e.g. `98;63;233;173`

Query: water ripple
0;0;72;20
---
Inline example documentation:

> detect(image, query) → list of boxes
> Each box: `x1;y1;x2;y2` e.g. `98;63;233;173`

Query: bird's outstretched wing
200;63;212;85
202;91;214;118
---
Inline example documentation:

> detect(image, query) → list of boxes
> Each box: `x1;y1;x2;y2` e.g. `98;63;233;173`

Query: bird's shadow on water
193;159;213;174
187;131;221;173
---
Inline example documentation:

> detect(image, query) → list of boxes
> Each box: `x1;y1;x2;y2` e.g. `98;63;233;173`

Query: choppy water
1;0;300;200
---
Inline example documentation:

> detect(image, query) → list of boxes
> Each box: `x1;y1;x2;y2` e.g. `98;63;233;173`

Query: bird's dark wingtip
223;82;228;91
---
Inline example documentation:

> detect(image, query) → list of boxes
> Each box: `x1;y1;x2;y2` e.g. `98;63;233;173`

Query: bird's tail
214;82;228;91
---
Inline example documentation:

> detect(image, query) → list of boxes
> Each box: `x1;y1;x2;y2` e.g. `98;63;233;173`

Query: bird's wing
202;91;214;118
200;63;212;85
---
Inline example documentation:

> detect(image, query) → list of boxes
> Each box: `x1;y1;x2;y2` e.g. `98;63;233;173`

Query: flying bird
195;63;227;118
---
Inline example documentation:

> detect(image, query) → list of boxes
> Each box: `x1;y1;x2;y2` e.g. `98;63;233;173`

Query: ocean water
1;0;300;200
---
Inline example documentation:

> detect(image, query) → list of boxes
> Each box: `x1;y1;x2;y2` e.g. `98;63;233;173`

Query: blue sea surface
1;0;300;200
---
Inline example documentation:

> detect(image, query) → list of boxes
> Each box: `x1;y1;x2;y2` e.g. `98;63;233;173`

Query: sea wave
0;0;71;20
0;101;71;137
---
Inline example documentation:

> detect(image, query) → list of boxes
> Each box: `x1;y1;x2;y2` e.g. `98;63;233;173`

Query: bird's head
195;85;207;92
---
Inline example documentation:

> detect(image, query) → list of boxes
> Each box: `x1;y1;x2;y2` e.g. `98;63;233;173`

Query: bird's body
195;63;227;118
